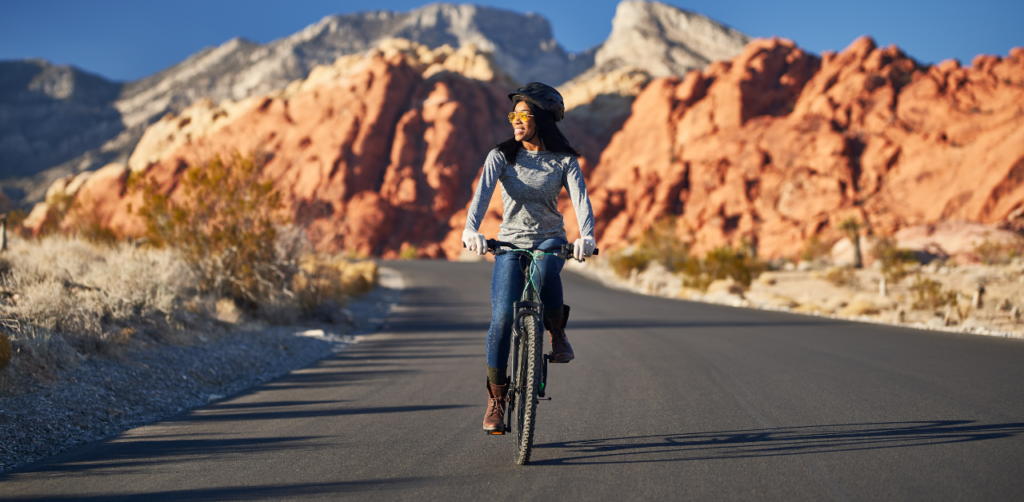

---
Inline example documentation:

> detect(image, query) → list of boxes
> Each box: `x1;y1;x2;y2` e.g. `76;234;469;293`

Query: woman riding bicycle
461;82;596;432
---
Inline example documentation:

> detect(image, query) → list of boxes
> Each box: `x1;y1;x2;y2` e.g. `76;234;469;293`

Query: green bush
908;275;957;310
683;245;766;291
132;151;293;309
801;235;833;262
400;244;419;261
608;217;690;278
974;234;1024;265
873;236;918;283
608;247;653;277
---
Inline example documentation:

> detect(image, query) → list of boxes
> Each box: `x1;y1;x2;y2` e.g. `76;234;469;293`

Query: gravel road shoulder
0;267;404;473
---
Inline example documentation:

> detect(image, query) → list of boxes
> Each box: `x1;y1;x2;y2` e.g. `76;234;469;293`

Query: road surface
2;261;1023;500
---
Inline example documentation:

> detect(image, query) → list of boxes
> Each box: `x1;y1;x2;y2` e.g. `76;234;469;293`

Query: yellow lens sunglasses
508;111;533;123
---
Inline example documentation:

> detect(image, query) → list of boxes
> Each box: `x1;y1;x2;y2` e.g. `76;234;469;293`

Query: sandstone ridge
52;40;513;259
585;37;1024;259
31;35;1024;264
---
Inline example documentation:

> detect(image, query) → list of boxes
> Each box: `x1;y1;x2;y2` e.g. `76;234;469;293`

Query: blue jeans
486;238;566;370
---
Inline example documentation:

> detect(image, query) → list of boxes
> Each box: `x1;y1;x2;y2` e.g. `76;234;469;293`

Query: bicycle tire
512;311;543;465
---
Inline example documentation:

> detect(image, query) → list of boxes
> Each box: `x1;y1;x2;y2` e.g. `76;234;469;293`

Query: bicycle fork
513;302;552;401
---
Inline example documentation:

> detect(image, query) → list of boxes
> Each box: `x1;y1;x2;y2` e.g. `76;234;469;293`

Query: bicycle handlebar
462;238;599;259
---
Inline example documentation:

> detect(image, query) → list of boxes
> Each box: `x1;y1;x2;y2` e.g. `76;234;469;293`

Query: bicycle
473;238;598;465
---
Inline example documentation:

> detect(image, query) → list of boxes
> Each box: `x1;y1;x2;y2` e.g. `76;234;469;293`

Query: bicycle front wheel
511;311;543;465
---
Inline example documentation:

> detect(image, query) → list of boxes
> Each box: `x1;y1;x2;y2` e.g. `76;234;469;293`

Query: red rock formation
63;50;511;258
586;37;1024;258
57;36;1024;262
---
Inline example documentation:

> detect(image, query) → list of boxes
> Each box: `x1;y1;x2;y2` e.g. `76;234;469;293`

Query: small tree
838;217;863;268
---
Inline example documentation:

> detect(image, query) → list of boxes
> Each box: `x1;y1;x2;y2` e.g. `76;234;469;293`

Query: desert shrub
608;217;690;278
873;236;918;282
638;217;691;272
682;245;766;291
838;299;880;317
0;236;196;381
68;220;120;247
132;151;294;310
608;247;653;277
801;235;833;263
400;245;419;261
974;234;1024;265
292;256;378;315
6;209;27;232
908;275;957;310
824;266;857;287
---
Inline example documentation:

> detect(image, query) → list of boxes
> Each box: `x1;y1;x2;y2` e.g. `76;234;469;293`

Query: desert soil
567;259;1024;339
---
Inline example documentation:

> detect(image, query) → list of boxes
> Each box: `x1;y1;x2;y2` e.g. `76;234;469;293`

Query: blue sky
1;0;1021;82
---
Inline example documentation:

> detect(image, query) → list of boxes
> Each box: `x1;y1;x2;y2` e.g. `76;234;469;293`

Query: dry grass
0;236;195;387
837;299;881;317
824;267;857;287
0;234;378;392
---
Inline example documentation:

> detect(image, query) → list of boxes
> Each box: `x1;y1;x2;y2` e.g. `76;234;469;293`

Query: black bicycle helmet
508;82;565;122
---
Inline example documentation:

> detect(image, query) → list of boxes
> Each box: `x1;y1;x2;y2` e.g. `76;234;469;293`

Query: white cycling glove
573;236;596;261
462;229;487;256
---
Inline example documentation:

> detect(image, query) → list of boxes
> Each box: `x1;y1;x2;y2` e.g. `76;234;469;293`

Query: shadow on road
531;420;1024;465
567;319;838;330
10;436;323;476
0;478;428;501
167;404;471;424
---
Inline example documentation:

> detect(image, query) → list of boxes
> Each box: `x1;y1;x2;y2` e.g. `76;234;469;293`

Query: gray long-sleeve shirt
465;147;595;248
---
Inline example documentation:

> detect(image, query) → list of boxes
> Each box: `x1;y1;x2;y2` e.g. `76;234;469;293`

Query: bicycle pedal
486;429;506;435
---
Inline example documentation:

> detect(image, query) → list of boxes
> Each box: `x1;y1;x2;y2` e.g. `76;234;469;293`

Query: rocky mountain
32;34;1024;263
114;3;591;130
576;0;750;81
584;38;1024;258
1;1;749;206
558;0;750;169
43;41;511;257
0;60;127;177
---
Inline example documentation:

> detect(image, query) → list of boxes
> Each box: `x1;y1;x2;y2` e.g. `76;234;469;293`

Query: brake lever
559;244;600;262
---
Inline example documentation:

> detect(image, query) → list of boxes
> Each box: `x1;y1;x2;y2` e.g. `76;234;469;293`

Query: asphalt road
2;260;1023;501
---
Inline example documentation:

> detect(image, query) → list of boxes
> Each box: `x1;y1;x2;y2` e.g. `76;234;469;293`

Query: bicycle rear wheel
511;311;543;465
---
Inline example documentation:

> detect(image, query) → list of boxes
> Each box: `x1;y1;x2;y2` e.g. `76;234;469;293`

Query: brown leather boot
483;381;508;432
545;304;574;363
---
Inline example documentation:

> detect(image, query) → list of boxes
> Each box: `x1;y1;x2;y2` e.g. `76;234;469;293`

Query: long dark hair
496;100;580;163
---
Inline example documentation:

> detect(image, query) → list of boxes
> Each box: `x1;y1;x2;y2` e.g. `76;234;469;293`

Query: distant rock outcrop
558;0;750;166
56;41;512;258
585;37;1024;258
0;60;126;178
582;0;750;79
